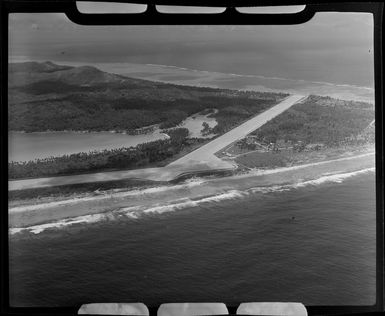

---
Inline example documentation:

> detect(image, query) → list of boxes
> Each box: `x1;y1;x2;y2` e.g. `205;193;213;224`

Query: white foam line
10;205;144;235
142;63;374;91
248;167;375;194
125;167;374;216
10;167;375;235
142;190;245;215
295;167;375;186
9;178;206;214
9;213;107;235
10;191;246;235
10;153;373;213
237;152;375;179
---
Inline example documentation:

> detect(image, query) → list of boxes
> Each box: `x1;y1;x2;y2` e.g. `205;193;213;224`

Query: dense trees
8;92;283;133
8;64;286;133
252;95;374;146
8;62;289;179
201;122;211;135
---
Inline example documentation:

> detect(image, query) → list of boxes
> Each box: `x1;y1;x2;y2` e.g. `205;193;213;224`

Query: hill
8;61;74;73
8;61;287;133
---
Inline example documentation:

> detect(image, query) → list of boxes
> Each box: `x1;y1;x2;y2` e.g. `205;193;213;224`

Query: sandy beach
9;150;375;232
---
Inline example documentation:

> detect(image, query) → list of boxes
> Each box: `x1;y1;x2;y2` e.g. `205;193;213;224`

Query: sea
8;14;377;308
9;171;376;307
8;58;375;103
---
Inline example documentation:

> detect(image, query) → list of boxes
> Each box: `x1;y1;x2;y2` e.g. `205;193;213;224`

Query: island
8;62;375;232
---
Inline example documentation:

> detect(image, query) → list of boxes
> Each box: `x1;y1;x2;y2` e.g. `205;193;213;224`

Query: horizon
8;59;375;93
7;5;378;309
9;12;374;88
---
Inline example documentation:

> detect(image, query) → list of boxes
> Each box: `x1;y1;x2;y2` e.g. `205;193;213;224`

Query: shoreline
8;95;303;188
11;58;374;91
9;125;165;136
10;59;373;102
9;149;375;231
8;109;218;165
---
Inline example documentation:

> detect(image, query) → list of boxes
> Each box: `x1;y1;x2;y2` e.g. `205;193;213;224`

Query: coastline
15;59;372;102
8;129;170;163
9;148;375;232
8;95;303;188
10;124;164;136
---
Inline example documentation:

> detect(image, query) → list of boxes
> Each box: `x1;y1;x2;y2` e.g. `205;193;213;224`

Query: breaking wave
9;177;207;214
141;190;245;215
144;63;374;91
249;167;375;193
9;213;107;235
10;168;375;235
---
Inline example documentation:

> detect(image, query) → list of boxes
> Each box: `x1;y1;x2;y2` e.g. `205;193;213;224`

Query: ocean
8;59;374;103
7;12;377;309
9;13;375;103
9;171;376;307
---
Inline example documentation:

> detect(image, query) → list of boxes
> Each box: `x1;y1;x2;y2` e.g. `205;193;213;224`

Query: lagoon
9;131;168;162
8;110;219;163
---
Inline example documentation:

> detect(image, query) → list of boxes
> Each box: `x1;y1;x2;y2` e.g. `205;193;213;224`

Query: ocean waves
9;167;375;236
9;177;207;214
144;63;374;91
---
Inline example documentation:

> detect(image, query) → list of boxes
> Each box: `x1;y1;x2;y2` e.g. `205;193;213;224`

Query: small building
245;135;259;145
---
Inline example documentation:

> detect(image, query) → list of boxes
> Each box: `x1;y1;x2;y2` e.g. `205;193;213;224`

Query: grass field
235;144;375;170
235;151;289;169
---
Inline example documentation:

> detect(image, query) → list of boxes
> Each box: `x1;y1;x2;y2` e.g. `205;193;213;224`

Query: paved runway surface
169;94;306;166
9;94;305;190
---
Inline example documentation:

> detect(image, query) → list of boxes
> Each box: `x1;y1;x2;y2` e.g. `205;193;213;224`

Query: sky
8;4;374;87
